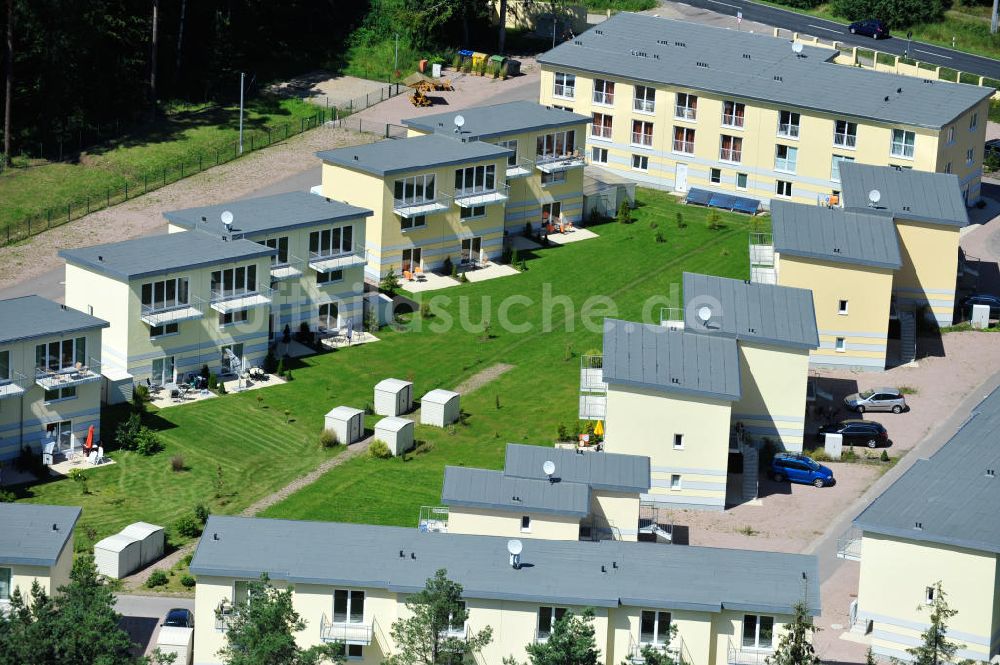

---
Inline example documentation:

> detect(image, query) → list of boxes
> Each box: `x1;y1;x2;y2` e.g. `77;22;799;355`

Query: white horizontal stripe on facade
0;405;102;435
732;413;806;424
860;611;993;647
819;341;887;353
651;466;728;476
809;356;885;370
817;329;888;339
640;492;725;510
650;478;727;491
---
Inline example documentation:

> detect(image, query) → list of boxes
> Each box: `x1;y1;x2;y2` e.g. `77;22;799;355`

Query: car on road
162;607;194;629
961;293;1000;320
770;453;835;487
848;19;889;39
844;388;907;413
818;419;889;448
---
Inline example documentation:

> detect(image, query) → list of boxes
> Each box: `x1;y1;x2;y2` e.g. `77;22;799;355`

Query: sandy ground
814;562;866;663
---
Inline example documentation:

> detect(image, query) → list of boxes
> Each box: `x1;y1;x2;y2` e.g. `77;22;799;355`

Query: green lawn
0;97;324;243
11;189;756;549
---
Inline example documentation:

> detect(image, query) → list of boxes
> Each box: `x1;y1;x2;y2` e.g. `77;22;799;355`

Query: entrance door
151;356;176;386
319;303;339;331
542;202;562;227
461;237;482;264
674;163;688;193
221;343;244;375
46;420;73;452
401;248;422;273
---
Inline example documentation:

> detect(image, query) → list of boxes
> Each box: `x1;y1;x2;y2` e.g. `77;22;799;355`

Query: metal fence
1;83;406;247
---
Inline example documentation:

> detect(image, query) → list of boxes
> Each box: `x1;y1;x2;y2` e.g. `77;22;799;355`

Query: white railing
634;98;655;114
506;157;534;178
535;151;585;172
593;91;615;106
320;616;374;645
418;505;449;533
837;526;863;561
628;635;687;664
553;83;575;99
453;182;510;208
270;254;305;281
579;394;606;420
35;358;102;391
722;114;745;128
727;639;774;665
0;371;28;401
309;245;367;270
674;106;697;121
632;132;653;147
834;133;856;148
392;191;452;218
210;283;273;305
778;123;800;138
672;140;694;154
592;125;613;140
720;148;742;163
140;295;206;326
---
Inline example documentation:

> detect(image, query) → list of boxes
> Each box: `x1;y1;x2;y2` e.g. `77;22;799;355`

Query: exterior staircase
898;308;917;365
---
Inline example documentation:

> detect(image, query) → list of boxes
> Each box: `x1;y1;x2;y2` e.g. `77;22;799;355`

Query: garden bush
145;570;169;588
808;449;832;462
174;513;203;538
320;429;341;449
194;503;209;524
829;0;950;27
368;440;392;459
133;427;163;456
180;574;196;588
0;490;15;503
170;455;186;472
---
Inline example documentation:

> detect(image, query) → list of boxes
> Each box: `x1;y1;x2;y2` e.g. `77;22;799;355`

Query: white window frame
541;170;567;186
537;606;568;641
497;139;518;167
710;168;721;184
947;126;955;144
536;130;576;160
553;72;575;99
890;129;915;159
838;300;849;315
966;148;975;166
835;337;846;352
633;85;655;114
0;349;10;382
925;586;936;604
316;269;344;285
591;146;608;164
393;174;437;206
141;278;190;313
149;322;179;338
459;205;486;220
35;337;87;374
211;265;258;299
720;135;742;163
521;515;532;533
970;112;979;131
674;93;697;121
592;78;615;106
775;180;793;198
263;236;289;265
454;164;496;196
632;120;654;147
333;589;366;624
833;120;857;149
151;356;176;386
672;126;695;155
721;101;745;129
742;614;775;650
400;214;426;231
640;610;672;646
0;566;10;601
831;155;854;183
670;474;682;490
591;113;613;141
631;154;649;171
673;434;684;450
736;173;748;190
777;110;800;139
219;310;249;328
542;202;562;225
774;145;797;174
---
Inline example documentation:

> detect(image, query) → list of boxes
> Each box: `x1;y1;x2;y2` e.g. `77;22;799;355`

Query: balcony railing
727;640;774;665
720;148;742;163
454;182;510;208
35;358;102;391
579;394;606;420
634;99;655;114
592;125;613;140
672;140;694;154
632;132;653;147
837;526;863;561
659;307;684;329
834;133;856;148
628;635;687;665
638;502;674;543
774;158;797;173
506;157;534;179
309;246;368;274
674;106;697;121
553;84;575;99
535;151;586;173
778;123;800;138
593;91;614;106
140;296;205;327
209;283;273;314
270;255;304;281
319;616;373;645
393;193;450;219
418;505;449;533
0;372;28;401
891;145;914;159
722;114;745;128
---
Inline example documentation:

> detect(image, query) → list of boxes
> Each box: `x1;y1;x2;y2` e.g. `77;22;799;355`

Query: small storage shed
101;367;134;405
420;389;461;427
120;521;165;568
374;378;413;416
374;417;415;457
94;533;142;578
324;406;365;445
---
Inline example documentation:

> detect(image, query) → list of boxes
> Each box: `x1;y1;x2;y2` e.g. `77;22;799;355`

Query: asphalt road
666;0;1000;79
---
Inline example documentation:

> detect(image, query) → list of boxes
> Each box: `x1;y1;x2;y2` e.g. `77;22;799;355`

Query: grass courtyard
11;189;756;550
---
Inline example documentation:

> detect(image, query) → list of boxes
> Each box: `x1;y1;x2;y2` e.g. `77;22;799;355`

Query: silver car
844;387;907;414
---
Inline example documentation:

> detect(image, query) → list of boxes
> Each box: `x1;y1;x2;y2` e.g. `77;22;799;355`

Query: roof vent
574;40;583;45
696;61;709;68
410;552;416;559
670;378;680;384
773;75;783;82
987;469;996;478
601;565;607;573
897;87;902;94
748;327;756;333
657;39;669;45
674;41;686;47
512;495;521;502
60;304;67;310
742;53;751;59
595;29;604;35
52;523;58;531
902;205;911;211
98;255;104;262
399;549;405;557
923;79;933;83
201;216;207;222
653;54;660;60
833;247;841;253
914;521;923;530
884;96;890;102
612;561;618;569
353;155;359;160
213;533;220;541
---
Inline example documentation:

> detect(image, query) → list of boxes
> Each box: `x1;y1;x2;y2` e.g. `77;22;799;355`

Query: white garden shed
374;417;414;457
420;389;461;427
374;378;413;417
324;406;365;445
120;522;165;568
94;533;142;578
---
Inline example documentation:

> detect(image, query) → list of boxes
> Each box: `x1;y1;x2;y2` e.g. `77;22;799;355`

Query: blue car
770;453;835;488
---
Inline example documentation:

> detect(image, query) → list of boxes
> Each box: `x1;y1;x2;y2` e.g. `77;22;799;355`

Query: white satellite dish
868;189;881;206
507;539;523;556
792;41;804;55
221;210;234;227
543;460;556;478
454;115;466;131
697;305;712;323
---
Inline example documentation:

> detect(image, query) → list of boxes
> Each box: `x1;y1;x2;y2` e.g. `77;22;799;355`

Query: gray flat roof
163;191;371;238
0;503;81;567
504;443;650;494
840;163;968;227
770;201;901;270
855;386;1000;553
316;134;513;177
402;101;590;140
538;13;991;129
60;230;276;281
683;272;819;350
191;515;820;615
602;318;741;401
442;466;591;517
0;296;108;346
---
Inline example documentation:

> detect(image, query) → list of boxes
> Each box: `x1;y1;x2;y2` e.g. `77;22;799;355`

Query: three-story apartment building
538;13;990;208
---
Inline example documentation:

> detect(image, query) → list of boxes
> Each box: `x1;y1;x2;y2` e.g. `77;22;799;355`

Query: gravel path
454;363;515;394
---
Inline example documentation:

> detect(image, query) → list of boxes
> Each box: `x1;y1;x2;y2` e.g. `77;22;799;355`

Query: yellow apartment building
402;101;590;231
316;134;513;280
60;232;275;387
845;386;1000;661
190;514;820;665
0;296;107;461
434;443;651;542
0;503;80;603
164;192;373;338
537;12;991;209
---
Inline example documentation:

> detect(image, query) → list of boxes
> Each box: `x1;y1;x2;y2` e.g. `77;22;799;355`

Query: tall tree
149;0;159;116
497;0;508;53
173;0;186;86
510;609;601;665
766;602;820;665
386;568;493;665
2;0;12;165
905;582;964;665
218;574;341;665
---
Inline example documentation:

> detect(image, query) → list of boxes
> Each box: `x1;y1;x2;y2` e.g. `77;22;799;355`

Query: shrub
616;199;631;225
675;211;687;229
897;385;918;395
180;574;196;588
880;450;890;462
207;373;218;391
170;455;186;472
320;429;340;449
451;54;461;70
275;358;285;377
557;423;568;441
706;211;724;230
500;63;509;79
262;352;278;374
380;268;401;295
450;261;458;279
132;384;150;412
654;231;666;244
15;446;48;477
115;412;142;451
511;247;520;266
0;490;16;503
134;427;163;456
420;301;433;318
649;221;658;229
217;381;227;395
809;449;832;462
145;570;169;588
829;0;948;27
369;440;393;459
194;504;209;524
460;272;469;283
174;514;202;539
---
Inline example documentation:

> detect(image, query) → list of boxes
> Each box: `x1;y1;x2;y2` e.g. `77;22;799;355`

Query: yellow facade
592;490;640;541
892;219;961;327
319;156;510;280
6;533;74;598
604;384;732;510
193;573;795;665
777;255;894;371
732;342;810;451
538;68;987;206
857;532;999;661
445;506;582;541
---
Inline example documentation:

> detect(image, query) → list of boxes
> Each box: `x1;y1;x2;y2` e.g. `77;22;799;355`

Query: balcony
35;358;102;391
749;232;776;285
0;372;28;401
719;148;742;163
309;247;368;274
535;151;586;174
454;182;510;209
591;126;613;140
579;394;606;420
270;256;304;281
593;91;615;106
837;526;862;561
418;505;449;533
632;133;654;147
727;640;773;665
722;114;744;129
834;133;856;149
140;296;205;327
393;194;450;219
628;636;688;665
579;354;606;420
672;140;694;154
210;284;273;314
506;158;534;179
674;106;697;121
778;123;800;139
634;99;655;114
319;617;373;645
659;307;684;329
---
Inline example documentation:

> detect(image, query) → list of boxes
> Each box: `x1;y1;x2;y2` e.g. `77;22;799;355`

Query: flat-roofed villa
190;514;820;665
537;12;990;209
0;503;80;604
164;192;373;338
402;101;590;232
0;296;107;461
315;133;513;280
60;231;275;387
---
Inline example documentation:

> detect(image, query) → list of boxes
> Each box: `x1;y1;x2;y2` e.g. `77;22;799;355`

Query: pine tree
905;582;963;665
766;601;819;665
515;609;601;665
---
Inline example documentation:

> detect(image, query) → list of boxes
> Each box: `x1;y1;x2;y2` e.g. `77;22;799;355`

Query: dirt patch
454;363;515;395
